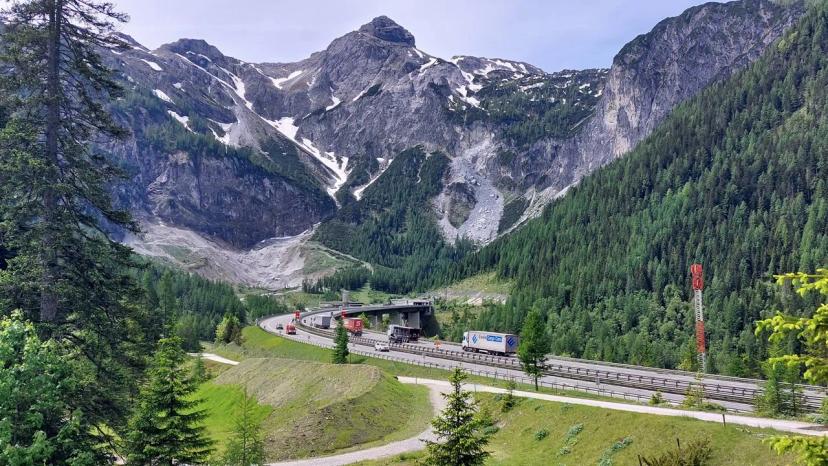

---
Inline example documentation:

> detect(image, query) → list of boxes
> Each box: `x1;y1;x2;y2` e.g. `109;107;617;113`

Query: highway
259;313;827;413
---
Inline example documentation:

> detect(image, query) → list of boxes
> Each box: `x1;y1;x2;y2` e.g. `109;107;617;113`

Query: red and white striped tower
691;264;706;373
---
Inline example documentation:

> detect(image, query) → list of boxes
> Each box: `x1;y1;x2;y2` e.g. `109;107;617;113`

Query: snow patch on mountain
167;110;191;131
419;57;438;72
153;89;173;103
264;116;350;198
270;70;304;89
326;96;341;111
352;157;393;200
140;59;163;71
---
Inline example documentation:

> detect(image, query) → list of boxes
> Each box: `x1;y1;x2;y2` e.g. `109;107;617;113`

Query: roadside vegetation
355;393;796;466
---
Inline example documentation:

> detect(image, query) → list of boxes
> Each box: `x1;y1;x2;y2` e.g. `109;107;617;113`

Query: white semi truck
462;331;519;356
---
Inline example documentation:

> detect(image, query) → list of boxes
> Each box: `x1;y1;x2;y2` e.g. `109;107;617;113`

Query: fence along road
259;312;827;413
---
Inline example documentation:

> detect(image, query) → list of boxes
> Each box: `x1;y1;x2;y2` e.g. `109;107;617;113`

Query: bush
558;423;584;456
501;379;518;412
650;390;666;406
534;429;549;441
640;438;713;466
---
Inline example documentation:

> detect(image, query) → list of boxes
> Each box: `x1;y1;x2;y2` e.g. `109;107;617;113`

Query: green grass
301;241;362;276
348;285;398;304
195;383;273;449
354;394;795;466
438;272;511;295
199;357;432;461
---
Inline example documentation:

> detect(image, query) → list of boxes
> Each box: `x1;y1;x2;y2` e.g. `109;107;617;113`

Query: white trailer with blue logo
462;331;519;356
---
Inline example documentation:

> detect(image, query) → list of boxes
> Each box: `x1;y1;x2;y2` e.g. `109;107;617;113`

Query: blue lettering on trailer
486;335;503;343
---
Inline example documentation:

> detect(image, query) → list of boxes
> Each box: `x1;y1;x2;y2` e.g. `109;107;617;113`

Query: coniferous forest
444;2;828;376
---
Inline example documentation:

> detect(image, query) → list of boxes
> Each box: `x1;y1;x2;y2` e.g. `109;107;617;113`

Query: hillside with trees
440;2;828;376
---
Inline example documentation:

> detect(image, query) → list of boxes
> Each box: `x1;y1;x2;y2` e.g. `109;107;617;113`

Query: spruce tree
332;318;350;364
222;388;266;466
215;313;243;345
124;337;214;465
0;312;109;465
0;0;150;428
518;310;549;391
424;368;491;466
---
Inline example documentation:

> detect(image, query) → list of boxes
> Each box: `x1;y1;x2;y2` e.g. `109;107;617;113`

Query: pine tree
0;0;150;428
756;360;785;417
332;318;350;364
424;368;491;466
518;310;549;391
191;356;208;384
158;270;178;328
223;387;266;466
124;337;214;465
0;312;109;465
215;313;243;345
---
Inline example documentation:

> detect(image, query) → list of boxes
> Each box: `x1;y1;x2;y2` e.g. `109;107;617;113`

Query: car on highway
275;323;284;330
374;342;390;352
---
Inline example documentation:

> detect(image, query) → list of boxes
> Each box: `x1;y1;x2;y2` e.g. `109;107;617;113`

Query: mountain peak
158;38;226;62
358;16;415;47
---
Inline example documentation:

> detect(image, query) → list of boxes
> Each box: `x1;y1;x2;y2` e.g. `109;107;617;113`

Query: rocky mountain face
511;0;805;224
102;0;805;287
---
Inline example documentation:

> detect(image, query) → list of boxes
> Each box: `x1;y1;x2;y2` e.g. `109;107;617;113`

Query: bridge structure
311;298;434;330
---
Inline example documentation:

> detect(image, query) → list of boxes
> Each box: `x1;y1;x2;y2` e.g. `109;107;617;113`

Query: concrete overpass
312;299;434;331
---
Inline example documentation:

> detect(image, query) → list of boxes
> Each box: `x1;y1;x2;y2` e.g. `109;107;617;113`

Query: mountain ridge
100;0;805;288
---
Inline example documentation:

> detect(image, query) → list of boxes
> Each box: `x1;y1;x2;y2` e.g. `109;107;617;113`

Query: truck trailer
285;323;297;335
343;317;363;336
462;331;519;356
387;324;420;343
311;314;332;329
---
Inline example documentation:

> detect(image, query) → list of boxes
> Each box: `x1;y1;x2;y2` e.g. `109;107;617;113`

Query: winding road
260;313;828;412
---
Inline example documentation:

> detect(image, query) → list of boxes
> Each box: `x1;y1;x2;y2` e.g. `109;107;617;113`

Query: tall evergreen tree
424;368;491;466
124;337;214;465
0;0;150;427
332;318;350;364
0;312;109;465
518;310;549;391
222;388;266;466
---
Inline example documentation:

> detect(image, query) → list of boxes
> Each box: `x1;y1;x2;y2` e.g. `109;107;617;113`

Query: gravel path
400;377;828;438
190;352;240;366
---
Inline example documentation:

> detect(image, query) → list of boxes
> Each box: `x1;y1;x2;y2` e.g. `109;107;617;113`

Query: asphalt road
259;314;768;411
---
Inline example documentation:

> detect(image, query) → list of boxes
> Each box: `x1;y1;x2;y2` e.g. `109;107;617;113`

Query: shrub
650;390;666;406
639;438;713;466
534;429;549;441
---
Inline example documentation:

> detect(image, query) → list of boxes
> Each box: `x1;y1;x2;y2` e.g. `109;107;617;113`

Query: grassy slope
356;394;794;466
197;356;432;461
196;383;273;449
438;272;511;295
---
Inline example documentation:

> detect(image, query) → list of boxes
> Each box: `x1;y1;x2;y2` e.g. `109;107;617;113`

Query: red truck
343;318;363;336
285;323;296;335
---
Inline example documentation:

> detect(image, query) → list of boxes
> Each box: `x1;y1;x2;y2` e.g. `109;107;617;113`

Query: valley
2;0;828;465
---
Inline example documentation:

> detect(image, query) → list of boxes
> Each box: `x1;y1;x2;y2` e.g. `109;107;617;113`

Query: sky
114;0;713;72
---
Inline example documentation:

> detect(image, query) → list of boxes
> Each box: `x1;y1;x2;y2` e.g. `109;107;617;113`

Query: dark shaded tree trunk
40;0;62;323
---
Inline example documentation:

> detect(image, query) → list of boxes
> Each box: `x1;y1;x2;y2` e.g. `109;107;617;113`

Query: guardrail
276;314;825;412
268;322;702;409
